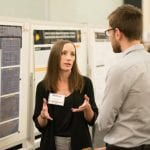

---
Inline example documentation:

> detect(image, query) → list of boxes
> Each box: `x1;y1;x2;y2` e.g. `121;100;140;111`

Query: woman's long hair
43;40;84;93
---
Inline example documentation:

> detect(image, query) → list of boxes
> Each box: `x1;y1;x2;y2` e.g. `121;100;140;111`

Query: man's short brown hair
108;4;143;41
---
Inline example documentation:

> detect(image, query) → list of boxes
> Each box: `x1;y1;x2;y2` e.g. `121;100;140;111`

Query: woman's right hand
40;98;53;120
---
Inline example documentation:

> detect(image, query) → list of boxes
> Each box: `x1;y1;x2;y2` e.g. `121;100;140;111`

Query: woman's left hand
72;94;94;122
71;94;91;112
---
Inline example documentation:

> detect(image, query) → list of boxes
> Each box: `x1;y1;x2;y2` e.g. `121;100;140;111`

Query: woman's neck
58;71;70;82
57;77;71;96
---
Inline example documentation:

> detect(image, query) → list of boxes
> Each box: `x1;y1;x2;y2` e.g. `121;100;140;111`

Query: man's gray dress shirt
98;44;150;147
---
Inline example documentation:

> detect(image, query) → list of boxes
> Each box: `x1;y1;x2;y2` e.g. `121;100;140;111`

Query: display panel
0;25;21;139
31;23;88;142
88;28;119;107
88;28;121;148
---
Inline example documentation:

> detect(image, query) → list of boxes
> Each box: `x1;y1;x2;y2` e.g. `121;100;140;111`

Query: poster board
87;28;118;107
30;21;88;141
0;19;30;149
87;27;123;148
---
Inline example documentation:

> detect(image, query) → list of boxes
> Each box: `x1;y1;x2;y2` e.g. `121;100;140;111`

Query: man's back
104;44;150;147
100;4;150;150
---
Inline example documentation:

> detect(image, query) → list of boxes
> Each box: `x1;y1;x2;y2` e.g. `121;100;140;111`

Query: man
98;4;150;150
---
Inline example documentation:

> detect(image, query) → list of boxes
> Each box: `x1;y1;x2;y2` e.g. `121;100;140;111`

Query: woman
33;40;98;150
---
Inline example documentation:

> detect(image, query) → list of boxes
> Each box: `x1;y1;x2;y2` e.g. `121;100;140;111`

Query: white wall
1;0;150;31
49;0;123;28
143;0;150;32
0;0;48;20
143;0;150;48
0;0;123;28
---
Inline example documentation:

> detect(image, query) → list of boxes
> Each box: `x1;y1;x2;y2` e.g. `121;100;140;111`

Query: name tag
48;93;65;106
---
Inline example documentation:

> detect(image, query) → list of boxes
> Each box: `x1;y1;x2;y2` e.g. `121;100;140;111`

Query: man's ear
115;28;122;40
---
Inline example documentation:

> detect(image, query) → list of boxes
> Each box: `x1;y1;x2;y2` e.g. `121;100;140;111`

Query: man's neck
121;40;141;52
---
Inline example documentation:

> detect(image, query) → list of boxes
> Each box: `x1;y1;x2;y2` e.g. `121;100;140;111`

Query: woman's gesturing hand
40;98;53;120
71;94;91;112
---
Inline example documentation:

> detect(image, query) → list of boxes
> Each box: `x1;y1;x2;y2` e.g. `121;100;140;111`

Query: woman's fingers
41;98;53;120
71;95;90;112
84;94;89;102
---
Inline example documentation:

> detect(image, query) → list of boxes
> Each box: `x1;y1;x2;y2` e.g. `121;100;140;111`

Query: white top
98;44;150;148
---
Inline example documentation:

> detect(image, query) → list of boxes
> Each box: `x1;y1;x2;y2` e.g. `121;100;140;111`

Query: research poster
88;29;119;107
0;25;22;139
32;23;87;137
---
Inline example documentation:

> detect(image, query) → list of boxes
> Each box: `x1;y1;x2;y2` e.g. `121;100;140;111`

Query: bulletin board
0;19;30;149
87;28;118;107
30;21;88;137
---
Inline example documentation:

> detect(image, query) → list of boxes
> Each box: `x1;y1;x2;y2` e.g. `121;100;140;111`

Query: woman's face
60;43;76;72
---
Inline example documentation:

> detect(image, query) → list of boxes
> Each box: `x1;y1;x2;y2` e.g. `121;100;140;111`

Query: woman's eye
71;52;75;56
61;51;67;55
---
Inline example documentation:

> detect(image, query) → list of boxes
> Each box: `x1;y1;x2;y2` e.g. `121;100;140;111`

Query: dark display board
124;0;142;9
0;25;22;139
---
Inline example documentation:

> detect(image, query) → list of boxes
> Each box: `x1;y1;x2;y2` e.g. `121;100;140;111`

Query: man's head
106;4;143;53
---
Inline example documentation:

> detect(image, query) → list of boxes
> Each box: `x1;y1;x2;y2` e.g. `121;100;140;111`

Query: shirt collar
122;44;144;57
